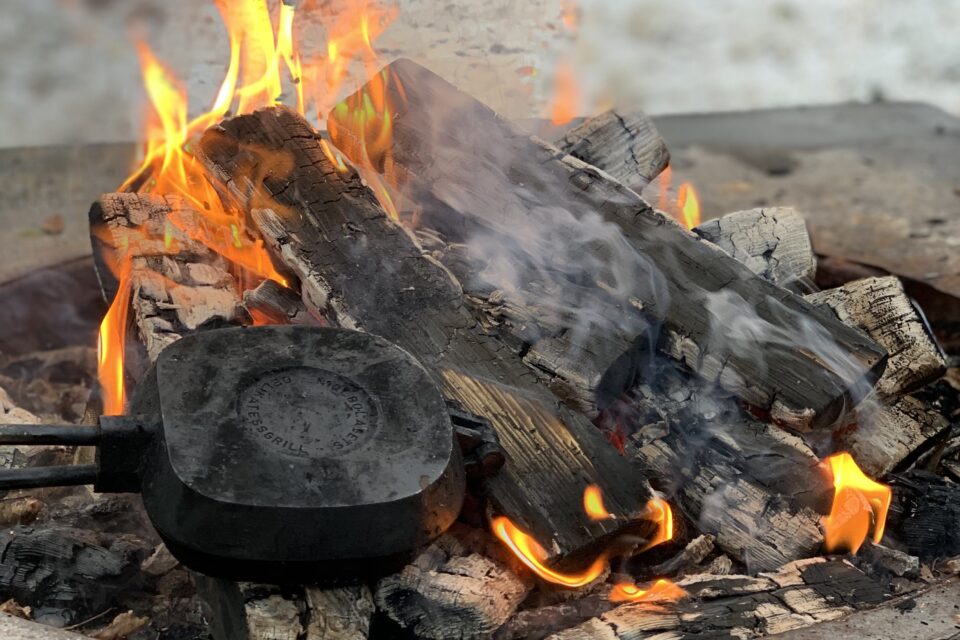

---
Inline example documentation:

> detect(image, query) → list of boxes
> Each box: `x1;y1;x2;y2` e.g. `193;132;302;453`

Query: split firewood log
547;558;886;639
328;59;887;431
89;193;242;368
805;276;946;399
555;109;670;191
836;395;949;477
197;106;654;562
693;206;817;292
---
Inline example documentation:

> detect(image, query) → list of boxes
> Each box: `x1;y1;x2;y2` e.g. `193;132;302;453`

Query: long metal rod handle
0;424;100;446
0;465;98;490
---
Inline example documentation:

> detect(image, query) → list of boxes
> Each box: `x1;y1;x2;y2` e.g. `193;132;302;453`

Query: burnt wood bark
693;206;816;291
890;471;960;559
0;526;145;627
555;109;670;191
836;396;949;477
805;276;946;399
197;106;653;561
89;193;242;365
327;59;887;431
195;577;375;640
375;527;531;639
547;558;886;639
617;361;832;573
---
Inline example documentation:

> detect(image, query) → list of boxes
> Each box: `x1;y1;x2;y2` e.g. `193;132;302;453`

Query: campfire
0;1;958;639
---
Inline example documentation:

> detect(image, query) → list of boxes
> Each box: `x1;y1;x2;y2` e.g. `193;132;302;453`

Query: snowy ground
2;0;960;148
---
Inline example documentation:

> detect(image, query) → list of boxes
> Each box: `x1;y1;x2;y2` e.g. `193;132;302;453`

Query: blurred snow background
2;0;960;148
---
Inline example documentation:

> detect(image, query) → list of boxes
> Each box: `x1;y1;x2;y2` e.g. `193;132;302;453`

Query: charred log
195;578;375;640
0;526;146;627
806;276;945;399
375;526;531;639
197;106;653;561
548;558;886;639
328;59;887;431
835;395;949;477
618;360;832;572
241;278;321;326
89;193;242;367
889;471;960;559
693;206;816;291
556;109;669;191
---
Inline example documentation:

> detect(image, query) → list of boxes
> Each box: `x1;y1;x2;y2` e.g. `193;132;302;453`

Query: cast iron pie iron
0;326;469;583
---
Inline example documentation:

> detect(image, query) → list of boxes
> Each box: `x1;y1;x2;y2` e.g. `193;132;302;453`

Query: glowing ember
584;484;613;520
98;0;397;412
677;182;701;229
822;452;892;554
491;516;607;588
609;578;687;604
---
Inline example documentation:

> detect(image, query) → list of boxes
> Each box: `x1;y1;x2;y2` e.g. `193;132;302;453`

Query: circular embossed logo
238;366;380;458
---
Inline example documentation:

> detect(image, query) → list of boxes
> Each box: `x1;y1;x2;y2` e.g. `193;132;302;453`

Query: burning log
547;558;886;639
693;207;817;291
555;109;670;191
328;59;887;431
89;193;242;365
197;106;654;560
375;526;532;639
805;276;946;399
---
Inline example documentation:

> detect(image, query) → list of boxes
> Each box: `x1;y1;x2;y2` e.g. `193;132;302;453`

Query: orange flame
677;182;701;229
822;452;892;554
492;516;608;588
609;578;687;604
549;61;580;126
97;264;133;415
638;497;674;553
584;484;613;520
492;491;675;589
98;0;398;413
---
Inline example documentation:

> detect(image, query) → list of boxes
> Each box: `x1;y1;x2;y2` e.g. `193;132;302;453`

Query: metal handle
0;423;100;446
0;464;98;490
0;423;100;490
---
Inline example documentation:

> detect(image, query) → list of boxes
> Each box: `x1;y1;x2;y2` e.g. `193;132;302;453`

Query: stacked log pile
3;60;957;640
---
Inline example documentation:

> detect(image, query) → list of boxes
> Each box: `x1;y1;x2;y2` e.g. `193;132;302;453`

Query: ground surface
3;0;960;148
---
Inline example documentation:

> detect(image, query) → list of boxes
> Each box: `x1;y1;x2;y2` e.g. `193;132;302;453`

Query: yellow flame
491;516;608;588
492;492;675;588
822;452;892;554
677;182;701;229
584;484;613;520
609;578;687;604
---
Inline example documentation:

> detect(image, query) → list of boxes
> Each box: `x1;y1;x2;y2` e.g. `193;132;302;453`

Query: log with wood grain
327;59;887;431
